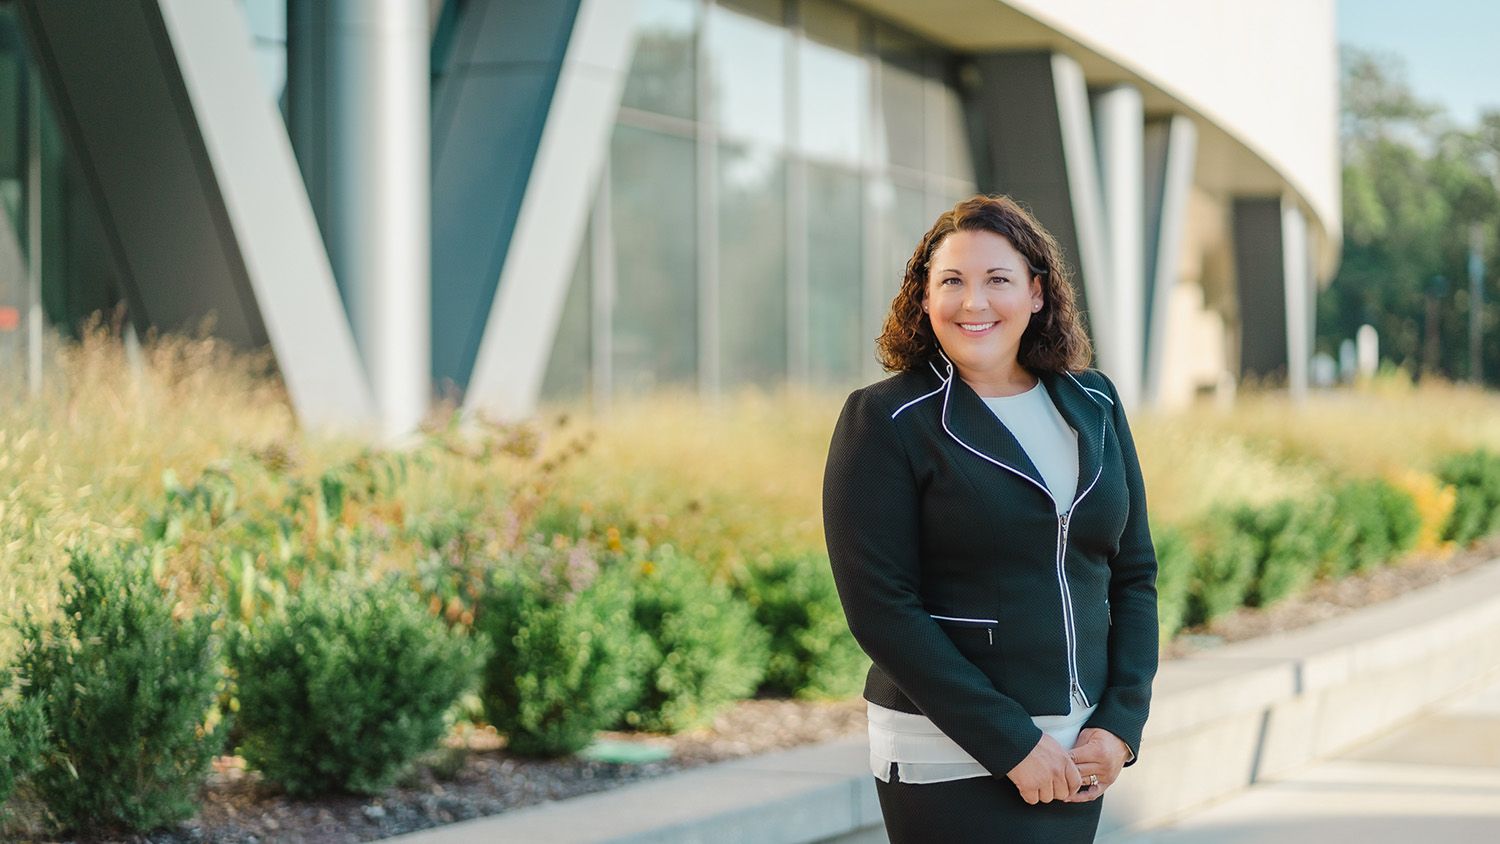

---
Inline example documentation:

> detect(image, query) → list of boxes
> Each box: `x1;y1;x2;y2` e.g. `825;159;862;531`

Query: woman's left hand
1062;727;1130;802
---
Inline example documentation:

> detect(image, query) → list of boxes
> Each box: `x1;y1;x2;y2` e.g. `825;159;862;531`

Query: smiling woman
825;194;1159;842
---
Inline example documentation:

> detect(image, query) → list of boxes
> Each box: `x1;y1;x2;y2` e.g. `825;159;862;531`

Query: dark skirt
875;764;1103;843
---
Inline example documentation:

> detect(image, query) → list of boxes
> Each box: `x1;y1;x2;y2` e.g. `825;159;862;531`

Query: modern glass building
0;0;1339;436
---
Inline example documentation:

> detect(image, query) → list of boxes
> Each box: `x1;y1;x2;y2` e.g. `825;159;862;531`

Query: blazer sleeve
823;387;1044;778
1082;371;1160;765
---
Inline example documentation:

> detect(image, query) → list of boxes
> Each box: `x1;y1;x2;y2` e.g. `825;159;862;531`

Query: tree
1320;48;1500;384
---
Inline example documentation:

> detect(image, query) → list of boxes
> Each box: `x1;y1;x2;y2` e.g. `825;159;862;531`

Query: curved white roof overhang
846;0;1342;279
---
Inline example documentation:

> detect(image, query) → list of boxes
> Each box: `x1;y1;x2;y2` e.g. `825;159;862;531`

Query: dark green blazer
823;352;1159;778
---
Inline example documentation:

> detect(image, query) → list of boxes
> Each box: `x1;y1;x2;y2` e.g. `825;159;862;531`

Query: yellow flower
1387;469;1457;557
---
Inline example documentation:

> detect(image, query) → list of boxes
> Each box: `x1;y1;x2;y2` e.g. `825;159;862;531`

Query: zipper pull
988;628;994;645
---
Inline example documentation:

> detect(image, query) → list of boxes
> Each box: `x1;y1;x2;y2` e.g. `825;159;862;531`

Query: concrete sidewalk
1108;671;1500;843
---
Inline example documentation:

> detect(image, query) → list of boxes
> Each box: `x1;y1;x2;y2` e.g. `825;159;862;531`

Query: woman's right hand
1005;734;1083;804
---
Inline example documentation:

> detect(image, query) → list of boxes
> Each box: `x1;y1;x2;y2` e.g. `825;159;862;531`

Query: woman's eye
989;277;1009;285
941;277;961;285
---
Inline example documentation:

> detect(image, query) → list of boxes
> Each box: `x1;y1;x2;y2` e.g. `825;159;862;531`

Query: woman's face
922;229;1044;383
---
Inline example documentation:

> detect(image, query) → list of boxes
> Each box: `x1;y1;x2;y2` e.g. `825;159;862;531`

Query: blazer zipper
934;356;1106;710
1058;510;1087;708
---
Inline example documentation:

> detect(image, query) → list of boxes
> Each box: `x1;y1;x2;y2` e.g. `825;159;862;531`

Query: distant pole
1471;224;1485;384
1424;275;1448;380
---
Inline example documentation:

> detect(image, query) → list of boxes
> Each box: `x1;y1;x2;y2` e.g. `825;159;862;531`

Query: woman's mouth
957;321;997;334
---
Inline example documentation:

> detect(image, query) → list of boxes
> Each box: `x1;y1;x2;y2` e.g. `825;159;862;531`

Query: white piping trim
888;360;951;419
929;613;999;625
1067;371;1114;406
891;382;946;418
938;373;1054;499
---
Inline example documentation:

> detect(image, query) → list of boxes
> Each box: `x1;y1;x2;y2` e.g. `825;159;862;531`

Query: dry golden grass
0;327;343;664
4;330;1497;666
1183;375;1500;477
545;387;843;574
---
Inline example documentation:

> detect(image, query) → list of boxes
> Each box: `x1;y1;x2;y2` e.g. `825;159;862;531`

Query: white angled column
1142;114;1197;407
328;0;431;440
1281;201;1311;403
462;0;639;420
1049;54;1115;381
1091;84;1144;409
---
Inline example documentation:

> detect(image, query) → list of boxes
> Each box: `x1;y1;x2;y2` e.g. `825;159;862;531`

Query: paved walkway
1111;671;1500;843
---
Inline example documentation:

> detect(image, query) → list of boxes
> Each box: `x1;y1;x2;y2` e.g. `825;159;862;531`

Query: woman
823;194;1159;841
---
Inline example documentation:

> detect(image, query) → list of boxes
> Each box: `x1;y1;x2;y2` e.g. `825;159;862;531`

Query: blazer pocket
930;614;1003;674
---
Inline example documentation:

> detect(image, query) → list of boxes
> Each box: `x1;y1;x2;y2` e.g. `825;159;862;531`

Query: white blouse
867;379;1092;784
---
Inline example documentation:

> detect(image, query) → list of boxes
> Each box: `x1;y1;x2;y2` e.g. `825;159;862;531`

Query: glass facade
1;0;977;407
542;0;978;402
0;7;125;392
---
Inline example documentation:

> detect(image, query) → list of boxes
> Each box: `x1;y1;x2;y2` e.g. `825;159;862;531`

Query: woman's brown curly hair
876;194;1093;374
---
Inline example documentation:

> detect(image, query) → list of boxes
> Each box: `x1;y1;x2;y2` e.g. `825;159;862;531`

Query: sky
1338;0;1500;128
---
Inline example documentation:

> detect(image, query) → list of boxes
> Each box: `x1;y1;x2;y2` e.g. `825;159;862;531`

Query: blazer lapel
935;352;1050;499
933;352;1107;509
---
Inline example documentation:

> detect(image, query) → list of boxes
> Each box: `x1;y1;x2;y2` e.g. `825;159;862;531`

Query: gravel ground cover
22;538;1499;844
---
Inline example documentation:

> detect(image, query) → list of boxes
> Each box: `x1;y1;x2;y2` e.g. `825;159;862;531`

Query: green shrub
1330;479;1421;574
15;546;227;834
1235;500;1323;607
618;548;769;733
1438;449;1500;545
1184;509;1259;626
733;552;868;699
1151;523;1193;643
230;575;487;796
0;691;47;818
475;542;650;757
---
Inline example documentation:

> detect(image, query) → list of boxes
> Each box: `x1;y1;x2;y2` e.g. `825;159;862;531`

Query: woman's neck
957;362;1039;398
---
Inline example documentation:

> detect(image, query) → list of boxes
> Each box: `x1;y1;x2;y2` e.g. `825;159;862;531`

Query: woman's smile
957;320;998;334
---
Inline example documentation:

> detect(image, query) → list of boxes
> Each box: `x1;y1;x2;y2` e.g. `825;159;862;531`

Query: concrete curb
388;557;1500;844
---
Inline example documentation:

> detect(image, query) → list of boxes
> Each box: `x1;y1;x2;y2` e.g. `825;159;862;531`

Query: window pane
933;80;976;182
718;141;786;388
0;23;20;384
611;124;697;395
874;180;929;314
706;2;786;147
876;62;925;171
620;0;697;120
540;212;592;403
806;164;862;385
796;29;867;165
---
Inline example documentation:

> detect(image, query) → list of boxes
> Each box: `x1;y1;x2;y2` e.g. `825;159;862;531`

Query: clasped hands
1004;727;1129;805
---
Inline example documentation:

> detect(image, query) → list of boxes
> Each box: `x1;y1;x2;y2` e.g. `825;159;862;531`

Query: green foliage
1322;47;1500;383
230;575;487;796
1329;479;1422;574
1234;500;1324;608
1151;523;1193;643
0;691;47;817
1438;449;1500;545
16;546;226;834
733;552;869;700
475;542;649;757
618;548;769;733
1184;509;1259;626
